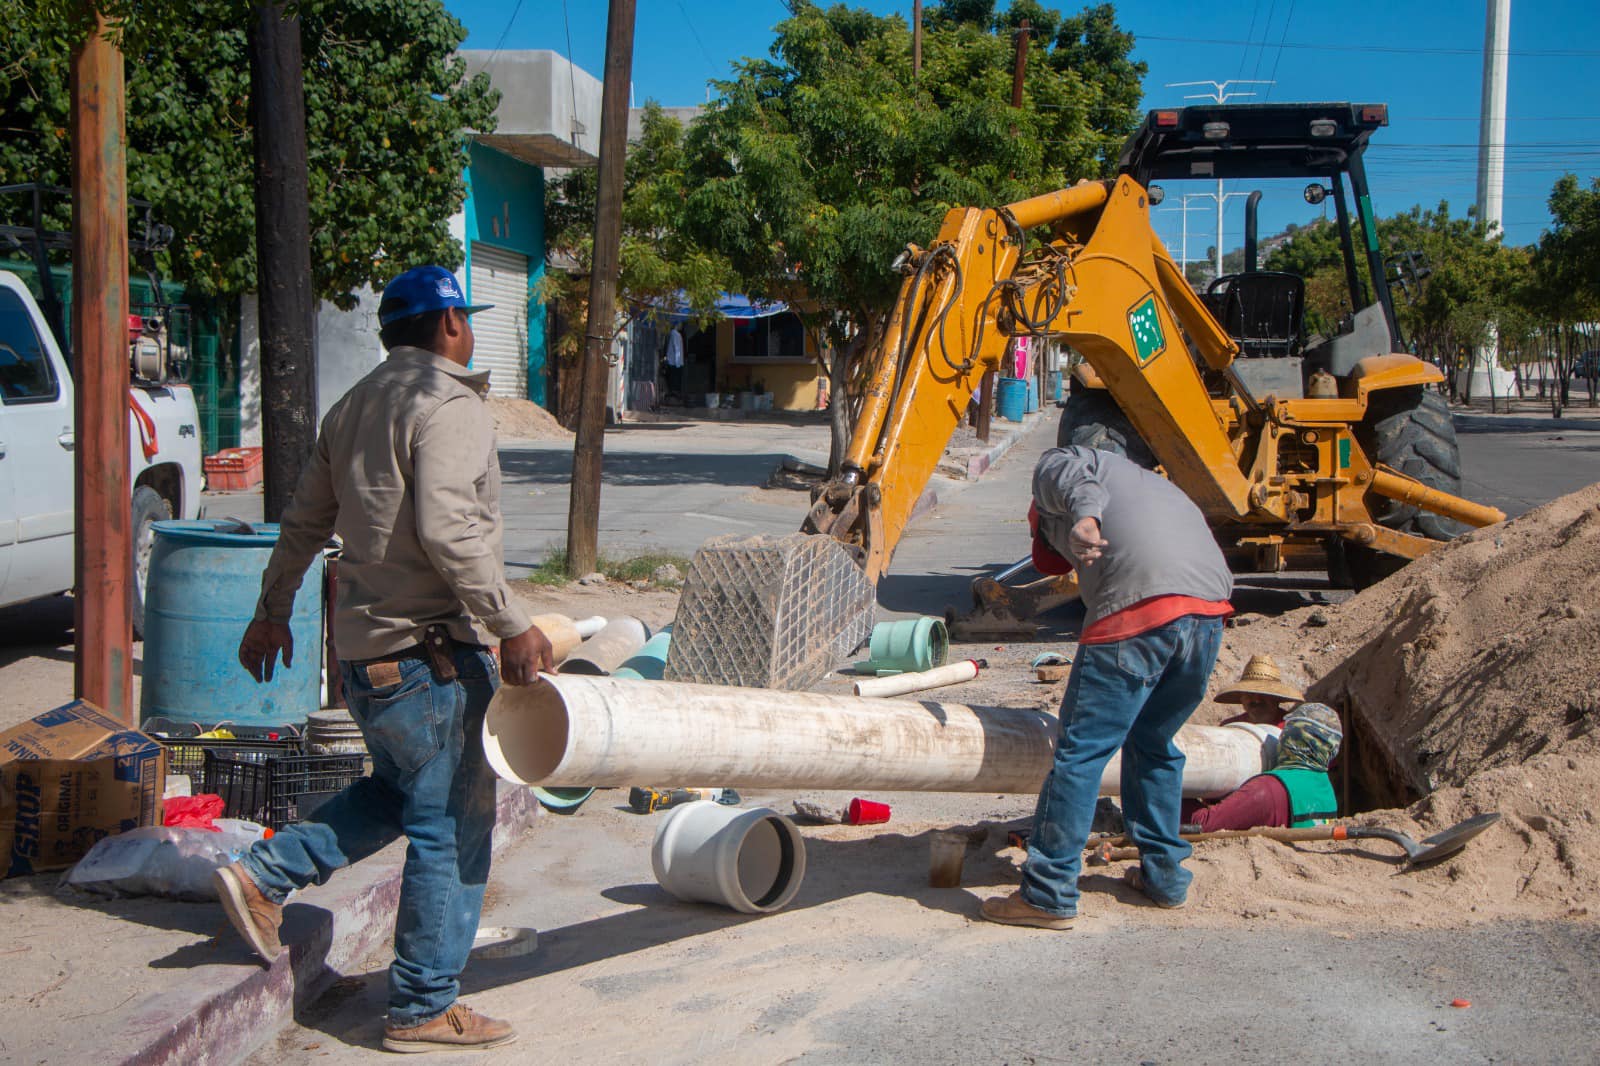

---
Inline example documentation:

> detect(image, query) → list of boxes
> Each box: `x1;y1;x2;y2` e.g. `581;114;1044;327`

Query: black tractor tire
1055;386;1158;469
131;485;173;640
1347;385;1466;588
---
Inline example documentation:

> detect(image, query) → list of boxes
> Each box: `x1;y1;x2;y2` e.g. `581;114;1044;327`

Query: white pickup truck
0;269;203;634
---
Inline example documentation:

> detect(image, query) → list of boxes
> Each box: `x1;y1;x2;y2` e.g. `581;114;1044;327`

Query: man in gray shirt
983;446;1232;929
215;265;553;1052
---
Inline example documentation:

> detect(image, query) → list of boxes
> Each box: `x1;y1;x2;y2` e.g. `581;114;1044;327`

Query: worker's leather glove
1069;516;1108;565
238;619;295;682
499;624;556;686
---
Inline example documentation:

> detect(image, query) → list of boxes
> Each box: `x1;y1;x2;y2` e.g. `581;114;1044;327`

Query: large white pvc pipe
483;675;1273;799
853;659;981;699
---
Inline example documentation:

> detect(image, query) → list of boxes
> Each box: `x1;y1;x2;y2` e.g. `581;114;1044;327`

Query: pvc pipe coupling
651;801;807;914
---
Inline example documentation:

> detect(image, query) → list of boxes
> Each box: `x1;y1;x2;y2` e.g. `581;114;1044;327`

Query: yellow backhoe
665;102;1504;689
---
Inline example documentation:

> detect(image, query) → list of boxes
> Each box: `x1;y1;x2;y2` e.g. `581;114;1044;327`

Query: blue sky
448;1;1600;253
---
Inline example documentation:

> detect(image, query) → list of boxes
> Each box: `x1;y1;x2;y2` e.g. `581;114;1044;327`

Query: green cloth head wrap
1274;702;1343;773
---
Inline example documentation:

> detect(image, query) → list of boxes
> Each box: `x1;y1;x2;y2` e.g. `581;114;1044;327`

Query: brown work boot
1123;865;1188;909
213;862;284;962
979;890;1075;930
383;1004;517;1054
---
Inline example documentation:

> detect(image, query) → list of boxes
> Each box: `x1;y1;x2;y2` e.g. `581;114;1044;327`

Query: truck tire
1054;386;1158;469
131;485;172;640
1348;385;1466;588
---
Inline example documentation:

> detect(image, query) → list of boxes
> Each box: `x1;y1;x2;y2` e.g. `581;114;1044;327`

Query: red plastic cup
846;798;891;825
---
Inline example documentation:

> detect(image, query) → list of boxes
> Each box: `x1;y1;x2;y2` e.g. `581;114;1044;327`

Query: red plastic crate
204;446;263;491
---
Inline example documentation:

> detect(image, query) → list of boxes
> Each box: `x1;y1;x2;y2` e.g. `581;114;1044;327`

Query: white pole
1476;0;1510;235
1215;177;1226;281
1475;0;1511;403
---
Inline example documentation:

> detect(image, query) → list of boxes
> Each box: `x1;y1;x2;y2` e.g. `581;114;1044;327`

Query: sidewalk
0;409;1054;1064
0;784;541;1066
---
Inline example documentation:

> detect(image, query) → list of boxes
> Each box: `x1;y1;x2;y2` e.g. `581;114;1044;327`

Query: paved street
241;407;1600;1065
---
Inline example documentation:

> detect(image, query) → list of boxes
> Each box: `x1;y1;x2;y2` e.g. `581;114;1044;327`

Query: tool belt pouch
422;624;460;682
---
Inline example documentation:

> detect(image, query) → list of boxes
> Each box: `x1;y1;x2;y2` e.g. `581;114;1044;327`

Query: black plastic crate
202;749;366;829
155;733;304;790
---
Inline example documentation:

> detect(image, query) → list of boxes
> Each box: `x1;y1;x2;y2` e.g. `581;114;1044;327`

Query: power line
1263;0;1296;99
1233;1;1261;86
1132;32;1600;58
1248;0;1278;87
487;0;527;61
675;0;721;80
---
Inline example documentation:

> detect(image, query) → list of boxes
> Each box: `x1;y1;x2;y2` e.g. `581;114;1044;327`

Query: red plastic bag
163;794;225;831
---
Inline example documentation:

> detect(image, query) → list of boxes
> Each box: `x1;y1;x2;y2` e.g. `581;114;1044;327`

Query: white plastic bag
62;820;267;901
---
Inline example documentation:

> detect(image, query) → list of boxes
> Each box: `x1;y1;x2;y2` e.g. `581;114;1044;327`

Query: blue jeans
1020;614;1223;916
240;646;500;1027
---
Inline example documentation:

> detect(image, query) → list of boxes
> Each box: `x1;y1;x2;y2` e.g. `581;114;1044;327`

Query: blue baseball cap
378;265;492;326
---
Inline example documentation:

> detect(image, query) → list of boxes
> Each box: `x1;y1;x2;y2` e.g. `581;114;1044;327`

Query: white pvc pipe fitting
650;801;807;914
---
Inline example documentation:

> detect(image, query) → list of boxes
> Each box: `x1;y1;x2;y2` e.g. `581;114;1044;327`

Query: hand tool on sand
1088;813;1501;868
627;786;739;814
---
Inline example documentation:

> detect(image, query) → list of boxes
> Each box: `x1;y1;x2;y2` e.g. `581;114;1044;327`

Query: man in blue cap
220;265;554;1052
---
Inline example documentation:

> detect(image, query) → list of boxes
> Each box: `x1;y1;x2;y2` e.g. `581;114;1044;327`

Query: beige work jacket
253;346;532;661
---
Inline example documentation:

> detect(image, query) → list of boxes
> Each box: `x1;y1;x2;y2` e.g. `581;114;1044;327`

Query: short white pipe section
527;614;584;664
853;659;981;699
651;801;806;913
560;617;650;676
573;615;608;639
483;675;1273;799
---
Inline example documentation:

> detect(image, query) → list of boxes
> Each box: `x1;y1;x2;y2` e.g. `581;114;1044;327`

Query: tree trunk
827;321;876;479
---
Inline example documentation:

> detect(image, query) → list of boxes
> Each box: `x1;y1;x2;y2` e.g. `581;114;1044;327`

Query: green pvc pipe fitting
855;616;949;676
611;630;672;681
532;786;595;813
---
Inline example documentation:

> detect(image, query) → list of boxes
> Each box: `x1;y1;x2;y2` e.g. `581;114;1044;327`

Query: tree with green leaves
678;0;1144;466
1264;202;1530;405
542;103;741;427
1;0;495;308
1527;174;1600;416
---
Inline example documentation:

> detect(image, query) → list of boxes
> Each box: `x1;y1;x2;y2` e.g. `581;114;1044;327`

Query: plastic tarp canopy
638;292;789;323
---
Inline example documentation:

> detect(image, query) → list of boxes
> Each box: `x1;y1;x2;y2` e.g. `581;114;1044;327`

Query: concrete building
240;50;602;445
620;105;830;416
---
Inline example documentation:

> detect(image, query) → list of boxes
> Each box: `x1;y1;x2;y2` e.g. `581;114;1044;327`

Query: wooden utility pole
976;21;1032;444
912;0;922;78
1011;19;1030;110
250;1;317;521
566;0;637;576
70;11;133;723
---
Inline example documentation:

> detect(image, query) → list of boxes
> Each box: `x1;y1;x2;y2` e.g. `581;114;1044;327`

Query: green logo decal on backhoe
1128;295;1166;364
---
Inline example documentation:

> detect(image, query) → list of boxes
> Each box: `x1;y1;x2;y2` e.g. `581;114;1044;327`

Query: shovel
1091;812;1501;868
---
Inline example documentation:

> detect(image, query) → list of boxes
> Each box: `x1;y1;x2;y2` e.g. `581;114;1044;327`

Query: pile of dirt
486;396;573;441
1308;483;1600;797
1162;482;1600;928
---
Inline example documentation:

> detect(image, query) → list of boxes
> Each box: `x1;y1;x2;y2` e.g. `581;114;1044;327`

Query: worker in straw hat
1215;654;1306;727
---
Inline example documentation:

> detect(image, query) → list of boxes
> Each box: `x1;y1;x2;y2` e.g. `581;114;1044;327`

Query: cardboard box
0;700;166;878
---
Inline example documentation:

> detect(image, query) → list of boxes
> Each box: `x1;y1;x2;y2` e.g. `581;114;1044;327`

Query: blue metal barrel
996;377;1028;422
140;520;324;730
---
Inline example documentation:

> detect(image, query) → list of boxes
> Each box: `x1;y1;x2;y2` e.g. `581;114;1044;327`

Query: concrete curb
118;784;542;1066
964;409;1046;479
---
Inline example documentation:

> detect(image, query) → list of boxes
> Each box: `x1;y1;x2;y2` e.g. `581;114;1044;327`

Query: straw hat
1216;654;1305;704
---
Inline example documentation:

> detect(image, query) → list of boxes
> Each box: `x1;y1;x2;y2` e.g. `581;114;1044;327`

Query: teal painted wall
462;143;548;406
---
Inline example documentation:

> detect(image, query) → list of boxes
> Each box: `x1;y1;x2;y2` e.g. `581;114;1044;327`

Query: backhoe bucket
663;533;876;691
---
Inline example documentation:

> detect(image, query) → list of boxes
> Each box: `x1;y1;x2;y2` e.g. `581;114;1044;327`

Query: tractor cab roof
1117;102;1389;185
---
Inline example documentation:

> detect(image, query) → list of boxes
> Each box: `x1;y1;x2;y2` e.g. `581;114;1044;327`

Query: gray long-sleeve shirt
252;346;532;660
1032;446;1232;629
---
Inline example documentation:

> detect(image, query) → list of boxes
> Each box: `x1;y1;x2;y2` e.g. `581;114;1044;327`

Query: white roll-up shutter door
468;243;530;399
